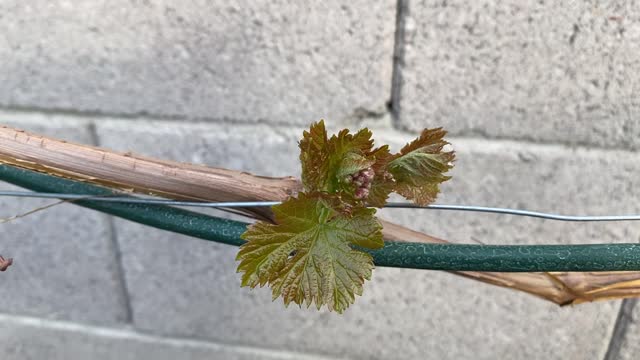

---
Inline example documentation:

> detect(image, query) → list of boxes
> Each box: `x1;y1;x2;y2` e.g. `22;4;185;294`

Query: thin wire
384;203;640;222
0;190;282;207
0;190;638;222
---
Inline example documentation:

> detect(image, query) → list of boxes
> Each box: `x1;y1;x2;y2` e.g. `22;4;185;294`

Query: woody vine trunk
0;124;637;306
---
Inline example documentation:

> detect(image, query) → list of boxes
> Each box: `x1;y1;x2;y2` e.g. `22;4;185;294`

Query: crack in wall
389;0;408;128
88;122;134;324
603;299;636;360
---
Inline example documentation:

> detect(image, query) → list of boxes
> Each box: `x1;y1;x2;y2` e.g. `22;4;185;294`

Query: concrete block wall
0;1;639;359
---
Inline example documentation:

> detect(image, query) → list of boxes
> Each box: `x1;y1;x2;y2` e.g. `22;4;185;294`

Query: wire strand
0;190;638;222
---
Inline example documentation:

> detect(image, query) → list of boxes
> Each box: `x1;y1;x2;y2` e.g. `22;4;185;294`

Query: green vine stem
1;164;640;272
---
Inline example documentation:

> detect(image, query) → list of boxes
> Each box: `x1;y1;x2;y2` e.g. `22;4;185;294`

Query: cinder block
396;0;640;149
0;313;329;360
96;121;630;359
0;1;395;125
0;114;128;325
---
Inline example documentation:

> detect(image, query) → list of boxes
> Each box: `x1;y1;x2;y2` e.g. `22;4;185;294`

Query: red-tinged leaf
298;122;379;199
387;128;455;205
365;145;395;207
299;120;330;192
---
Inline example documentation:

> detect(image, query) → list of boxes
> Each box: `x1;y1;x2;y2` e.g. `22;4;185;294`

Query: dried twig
0;199;67;224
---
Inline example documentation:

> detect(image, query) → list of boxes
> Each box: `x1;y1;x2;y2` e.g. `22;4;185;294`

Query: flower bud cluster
348;168;375;199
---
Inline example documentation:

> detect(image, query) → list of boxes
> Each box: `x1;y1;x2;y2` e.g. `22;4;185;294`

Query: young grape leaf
299;121;330;192
335;152;375;180
237;193;384;313
366;144;394;207
299;120;378;198
386;128;455;205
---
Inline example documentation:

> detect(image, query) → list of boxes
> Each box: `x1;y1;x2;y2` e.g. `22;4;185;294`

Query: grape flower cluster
345;168;375;200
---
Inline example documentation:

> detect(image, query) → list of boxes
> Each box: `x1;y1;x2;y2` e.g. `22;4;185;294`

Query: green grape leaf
237;193;383;313
386;128;455;205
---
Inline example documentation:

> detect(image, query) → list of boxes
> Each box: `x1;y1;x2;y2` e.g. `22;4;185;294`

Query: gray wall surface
0;1;639;359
